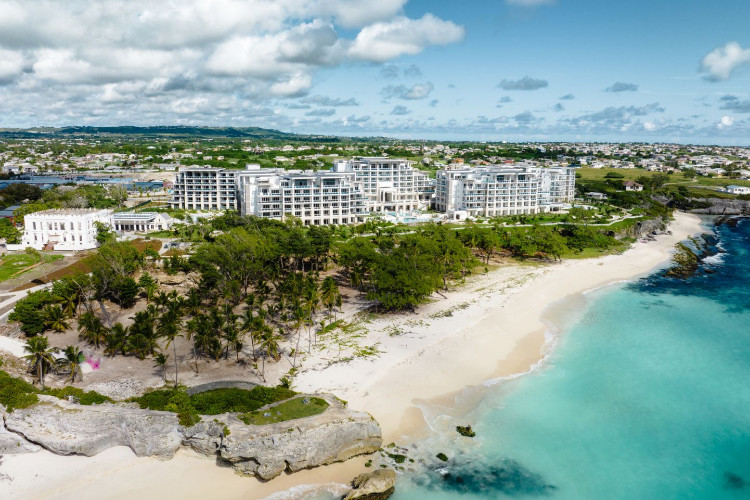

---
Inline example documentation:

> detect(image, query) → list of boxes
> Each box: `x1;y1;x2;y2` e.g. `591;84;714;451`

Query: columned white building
435;166;576;217
18;209;113;251
111;212;174;233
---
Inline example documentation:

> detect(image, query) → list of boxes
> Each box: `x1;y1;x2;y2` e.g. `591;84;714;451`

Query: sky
1;0;749;144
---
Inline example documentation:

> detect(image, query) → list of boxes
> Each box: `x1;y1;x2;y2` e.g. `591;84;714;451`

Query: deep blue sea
382;218;750;500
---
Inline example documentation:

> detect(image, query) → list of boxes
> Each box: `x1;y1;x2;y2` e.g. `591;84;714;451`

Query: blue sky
0;0;749;144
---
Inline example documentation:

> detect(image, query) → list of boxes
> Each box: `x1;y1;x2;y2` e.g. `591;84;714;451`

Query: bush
0;370;39;411
43;386;112;405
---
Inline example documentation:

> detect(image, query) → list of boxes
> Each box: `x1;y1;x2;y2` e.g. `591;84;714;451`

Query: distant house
586;192;608;200
623;181;644;192
725;185;750;195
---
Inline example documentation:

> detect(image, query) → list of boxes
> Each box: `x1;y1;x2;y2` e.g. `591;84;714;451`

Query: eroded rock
344;468;397;500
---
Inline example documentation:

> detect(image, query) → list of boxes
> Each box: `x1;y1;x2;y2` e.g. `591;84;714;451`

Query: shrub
43;386;112;405
191;387;297;415
0;370;39;411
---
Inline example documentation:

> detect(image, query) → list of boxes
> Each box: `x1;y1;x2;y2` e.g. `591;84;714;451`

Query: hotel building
434;165;576;217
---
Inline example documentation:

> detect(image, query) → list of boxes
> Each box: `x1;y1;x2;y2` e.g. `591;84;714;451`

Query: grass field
0;253;63;282
577;167;750;189
239;397;329;425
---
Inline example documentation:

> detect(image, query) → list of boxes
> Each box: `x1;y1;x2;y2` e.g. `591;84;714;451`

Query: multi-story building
238;165;366;226
170;166;238;211
333;157;435;212
435;165;575;217
17;208;113;251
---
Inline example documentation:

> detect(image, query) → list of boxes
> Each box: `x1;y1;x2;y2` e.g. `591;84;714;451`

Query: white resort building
111;212;174;233
332;157;435;212
17;208;113;251
434;165;576;217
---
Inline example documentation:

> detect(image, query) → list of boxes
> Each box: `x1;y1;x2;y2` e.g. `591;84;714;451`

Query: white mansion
170;159;576;225
17;208;113;251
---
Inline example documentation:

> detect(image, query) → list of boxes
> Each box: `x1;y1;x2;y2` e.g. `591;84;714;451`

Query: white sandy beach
0;212;705;500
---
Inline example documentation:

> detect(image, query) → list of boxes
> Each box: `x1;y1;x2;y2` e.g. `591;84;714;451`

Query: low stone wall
186;380;258;396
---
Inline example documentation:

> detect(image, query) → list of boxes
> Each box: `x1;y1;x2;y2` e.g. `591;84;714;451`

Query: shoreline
0;212;706;500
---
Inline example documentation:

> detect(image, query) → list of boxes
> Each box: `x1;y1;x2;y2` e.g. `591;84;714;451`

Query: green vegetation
0;368;110;411
0;251;63;282
238;396;329;425
0;369;39;411
456;425;476;437
436;452;449;462
133;386;298;426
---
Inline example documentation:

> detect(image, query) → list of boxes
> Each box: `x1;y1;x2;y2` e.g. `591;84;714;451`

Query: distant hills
0;126;364;142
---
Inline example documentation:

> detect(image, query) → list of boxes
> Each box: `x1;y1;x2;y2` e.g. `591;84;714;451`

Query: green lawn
577;166;750;189
0;253;63;282
239;397;329;425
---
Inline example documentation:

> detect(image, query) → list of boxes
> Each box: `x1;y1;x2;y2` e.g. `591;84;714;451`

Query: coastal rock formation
344;469;397;500
5;396;183;458
2;394;382;480
690;198;750;216
184;396;382;480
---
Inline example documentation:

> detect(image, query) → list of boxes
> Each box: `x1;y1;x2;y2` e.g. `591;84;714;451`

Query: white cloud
701;42;750;81
381;82;434;100
0;49;25;83
718;115;734;128
349;14;464;63
644;122;656;131
0;0;463;125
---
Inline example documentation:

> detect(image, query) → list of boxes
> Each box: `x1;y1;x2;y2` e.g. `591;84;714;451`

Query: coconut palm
58;345;84;383
258;323;280;382
43;304;70;333
77;311;106;349
157;309;183;386
23;336;58;389
320;276;340;319
104;323;129;357
153;352;169;382
302;277;320;351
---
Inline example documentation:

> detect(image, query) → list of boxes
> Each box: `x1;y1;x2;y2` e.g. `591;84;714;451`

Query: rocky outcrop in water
2;394;382;480
343;469;397;500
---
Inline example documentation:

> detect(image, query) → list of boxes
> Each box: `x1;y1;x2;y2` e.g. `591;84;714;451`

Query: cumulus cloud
701;42;750;81
348;14;464;63
559;94;575;100
718;115;734;128
514;111;540;123
390;105;410;115
0;0;463;124
498;77;548;91
381;82;434;100
605;82;639;93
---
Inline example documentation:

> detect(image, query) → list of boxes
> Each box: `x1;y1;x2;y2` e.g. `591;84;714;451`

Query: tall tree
23;336;57;389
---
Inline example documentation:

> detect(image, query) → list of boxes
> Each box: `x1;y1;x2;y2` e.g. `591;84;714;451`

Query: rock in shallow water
344;468;396;500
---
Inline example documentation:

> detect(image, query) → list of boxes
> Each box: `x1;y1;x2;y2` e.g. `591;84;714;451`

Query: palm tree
58;345;84;383
153;352;169;382
43;304;70;333
157;310;183;387
302;277;320;351
320;276;340;319
23;336;58;389
77;311;106;349
258;323;280;382
55;293;79;318
104;323;129;357
240;307;257;360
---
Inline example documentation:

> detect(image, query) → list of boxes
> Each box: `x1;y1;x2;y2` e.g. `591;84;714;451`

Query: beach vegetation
238;396;329;425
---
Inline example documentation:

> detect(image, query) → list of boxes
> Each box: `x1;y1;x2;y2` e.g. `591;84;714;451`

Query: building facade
238;167;366;226
18;209;113;251
170;166;239;211
111;212;174;233
435;165;576;217
333;157;435;212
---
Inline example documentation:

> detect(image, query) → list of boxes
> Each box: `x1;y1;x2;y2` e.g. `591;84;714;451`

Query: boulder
5;397;182;458
185;396;382;480
344;469;397;500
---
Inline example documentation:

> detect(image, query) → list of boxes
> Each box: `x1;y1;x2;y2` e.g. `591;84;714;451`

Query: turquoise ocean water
382;218;750;500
